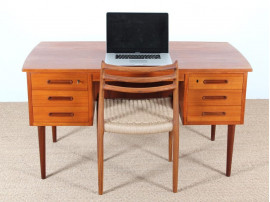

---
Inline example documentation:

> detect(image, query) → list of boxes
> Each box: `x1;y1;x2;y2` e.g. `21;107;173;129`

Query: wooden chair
97;61;179;194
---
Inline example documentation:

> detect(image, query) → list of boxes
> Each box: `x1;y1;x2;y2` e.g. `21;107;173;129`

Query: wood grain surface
22;42;252;73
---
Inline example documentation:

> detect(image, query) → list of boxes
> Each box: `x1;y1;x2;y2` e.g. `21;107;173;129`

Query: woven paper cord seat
104;97;173;134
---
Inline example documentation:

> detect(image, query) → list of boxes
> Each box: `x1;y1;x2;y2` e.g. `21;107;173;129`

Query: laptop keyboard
116;54;161;59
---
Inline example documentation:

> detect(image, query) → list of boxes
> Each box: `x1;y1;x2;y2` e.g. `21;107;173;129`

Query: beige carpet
0;100;268;201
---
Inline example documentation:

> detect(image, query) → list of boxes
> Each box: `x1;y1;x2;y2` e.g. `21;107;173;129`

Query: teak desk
22;41;252;180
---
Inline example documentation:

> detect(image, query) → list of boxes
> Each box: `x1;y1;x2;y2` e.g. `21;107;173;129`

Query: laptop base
105;53;172;66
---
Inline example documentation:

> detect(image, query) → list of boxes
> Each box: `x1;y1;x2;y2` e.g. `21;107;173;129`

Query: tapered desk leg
226;125;235;177
169;131;173;162
52;126;57;143
38;126;46;179
211;125;216;141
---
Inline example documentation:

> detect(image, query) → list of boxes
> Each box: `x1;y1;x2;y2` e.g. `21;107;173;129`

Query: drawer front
31;73;88;90
189;74;243;90
33;107;88;123
187;106;241;123
32;90;88;107
188;90;242;106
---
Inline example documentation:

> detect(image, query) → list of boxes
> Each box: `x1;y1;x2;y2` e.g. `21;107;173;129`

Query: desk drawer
32;90;88;107
31;73;88;90
33;107;88;123
189;74;243;90
187;106;241;123
188;90;242;106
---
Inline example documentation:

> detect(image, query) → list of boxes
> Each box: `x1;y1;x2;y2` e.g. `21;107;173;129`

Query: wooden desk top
22;41;252;73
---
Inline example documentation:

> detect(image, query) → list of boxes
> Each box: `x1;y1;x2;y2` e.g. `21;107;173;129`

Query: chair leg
211;125;216;141
96;96;99;132
169;131;173;162
97;129;104;195
173;126;179;193
52;126;57;143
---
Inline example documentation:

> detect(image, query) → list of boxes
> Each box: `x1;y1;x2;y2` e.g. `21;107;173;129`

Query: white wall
0;0;269;101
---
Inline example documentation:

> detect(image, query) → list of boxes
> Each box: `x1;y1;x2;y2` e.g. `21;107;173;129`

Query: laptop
105;12;172;66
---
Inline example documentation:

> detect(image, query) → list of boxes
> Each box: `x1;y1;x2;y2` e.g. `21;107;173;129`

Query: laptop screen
107;13;168;53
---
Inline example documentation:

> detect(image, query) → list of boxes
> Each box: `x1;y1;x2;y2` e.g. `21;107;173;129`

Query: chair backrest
98;61;179;133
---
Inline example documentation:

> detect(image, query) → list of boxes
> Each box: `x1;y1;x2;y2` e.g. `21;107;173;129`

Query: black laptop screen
107;13;168;53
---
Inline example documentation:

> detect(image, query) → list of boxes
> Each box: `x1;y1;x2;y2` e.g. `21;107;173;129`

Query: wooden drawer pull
47;80;73;84
202;112;226;116
49;112;74;117
48;96;74;101
202;96;227;100
203;80;228;84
